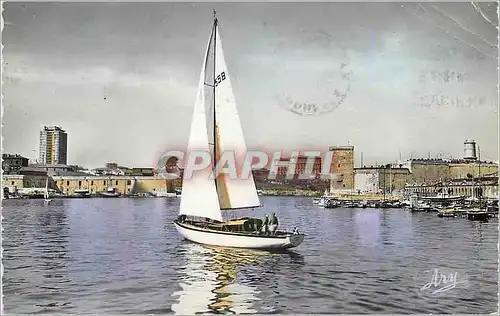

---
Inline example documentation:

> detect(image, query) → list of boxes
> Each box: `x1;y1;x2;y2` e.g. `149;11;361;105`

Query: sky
2;2;498;168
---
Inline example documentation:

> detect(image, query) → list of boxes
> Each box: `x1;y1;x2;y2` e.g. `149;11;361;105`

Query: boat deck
175;216;294;238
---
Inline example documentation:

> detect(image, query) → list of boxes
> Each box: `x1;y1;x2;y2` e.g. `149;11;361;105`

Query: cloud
2;2;498;167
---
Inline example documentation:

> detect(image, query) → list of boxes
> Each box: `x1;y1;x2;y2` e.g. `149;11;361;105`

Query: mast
478;145;481;207
213;9;218;192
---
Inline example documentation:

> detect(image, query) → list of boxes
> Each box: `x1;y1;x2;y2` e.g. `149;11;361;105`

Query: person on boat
261;215;269;235
269;213;279;235
293;227;299;235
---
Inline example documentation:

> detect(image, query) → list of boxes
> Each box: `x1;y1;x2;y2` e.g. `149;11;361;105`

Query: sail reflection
172;243;275;314
171;244;218;314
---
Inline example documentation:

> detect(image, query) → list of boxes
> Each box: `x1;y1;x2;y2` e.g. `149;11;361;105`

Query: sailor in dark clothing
269;213;279;235
261;215;269;235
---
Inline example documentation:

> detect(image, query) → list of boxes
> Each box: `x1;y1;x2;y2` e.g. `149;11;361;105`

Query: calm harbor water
2;196;498;314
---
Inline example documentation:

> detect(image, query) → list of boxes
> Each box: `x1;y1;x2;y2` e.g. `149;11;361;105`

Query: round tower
463;140;477;160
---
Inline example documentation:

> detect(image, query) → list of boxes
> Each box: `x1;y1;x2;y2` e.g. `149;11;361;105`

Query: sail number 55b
215;72;226;87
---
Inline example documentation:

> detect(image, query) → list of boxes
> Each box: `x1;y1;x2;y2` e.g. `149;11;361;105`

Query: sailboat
173;12;305;250
44;178;52;203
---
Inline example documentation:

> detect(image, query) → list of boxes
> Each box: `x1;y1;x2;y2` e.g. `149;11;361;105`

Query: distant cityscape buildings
39;126;68;165
1;124;498;200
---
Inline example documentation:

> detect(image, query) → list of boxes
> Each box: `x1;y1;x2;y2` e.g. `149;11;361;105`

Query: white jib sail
179;26;223;222
213;25;260;210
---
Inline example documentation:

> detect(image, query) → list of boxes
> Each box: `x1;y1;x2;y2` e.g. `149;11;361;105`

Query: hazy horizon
2;2;498;169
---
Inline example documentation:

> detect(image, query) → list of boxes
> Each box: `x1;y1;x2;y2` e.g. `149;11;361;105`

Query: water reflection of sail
171;244;218;315
206;246;265;314
172;244;270;314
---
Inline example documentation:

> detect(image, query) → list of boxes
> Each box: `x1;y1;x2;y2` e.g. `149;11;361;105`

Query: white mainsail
213;25;260;210
179;26;223;222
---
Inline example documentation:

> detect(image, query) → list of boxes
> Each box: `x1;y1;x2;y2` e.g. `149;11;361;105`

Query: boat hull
174;221;304;250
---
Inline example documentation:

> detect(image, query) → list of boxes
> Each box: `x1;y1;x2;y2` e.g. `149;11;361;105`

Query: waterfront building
2;154;29;173
52;176;181;196
252;168;270;183
105;162;119;170
405;172;498;199
27;163;77;176
354;168;379;193
329;145;355;192
39;126;68;165
354;166;411;194
390;158;498;185
393;140;497;184
270;154;323;181
294;155;322;178
92;163;155;177
2;171;49;196
349;140;497;197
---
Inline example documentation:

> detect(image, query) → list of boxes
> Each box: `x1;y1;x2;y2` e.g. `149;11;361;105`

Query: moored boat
98;187;121;198
324;199;340;208
437;208;458;218
153;190;178;197
466;208;489;222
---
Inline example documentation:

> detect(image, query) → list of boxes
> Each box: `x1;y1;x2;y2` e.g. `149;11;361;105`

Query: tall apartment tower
39;126;68;165
329;145;355;192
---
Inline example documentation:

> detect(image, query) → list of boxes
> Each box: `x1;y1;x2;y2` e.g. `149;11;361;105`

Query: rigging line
427;3;497;47
471;1;497;28
402;4;496;59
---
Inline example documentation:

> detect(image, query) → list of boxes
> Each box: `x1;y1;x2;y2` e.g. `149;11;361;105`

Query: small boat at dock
98;187;121;198
466;209;489;222
437;208;459;218
324;199;340;208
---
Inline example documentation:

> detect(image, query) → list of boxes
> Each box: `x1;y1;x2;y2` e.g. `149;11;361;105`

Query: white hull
174;222;304;250
154;191;178;197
